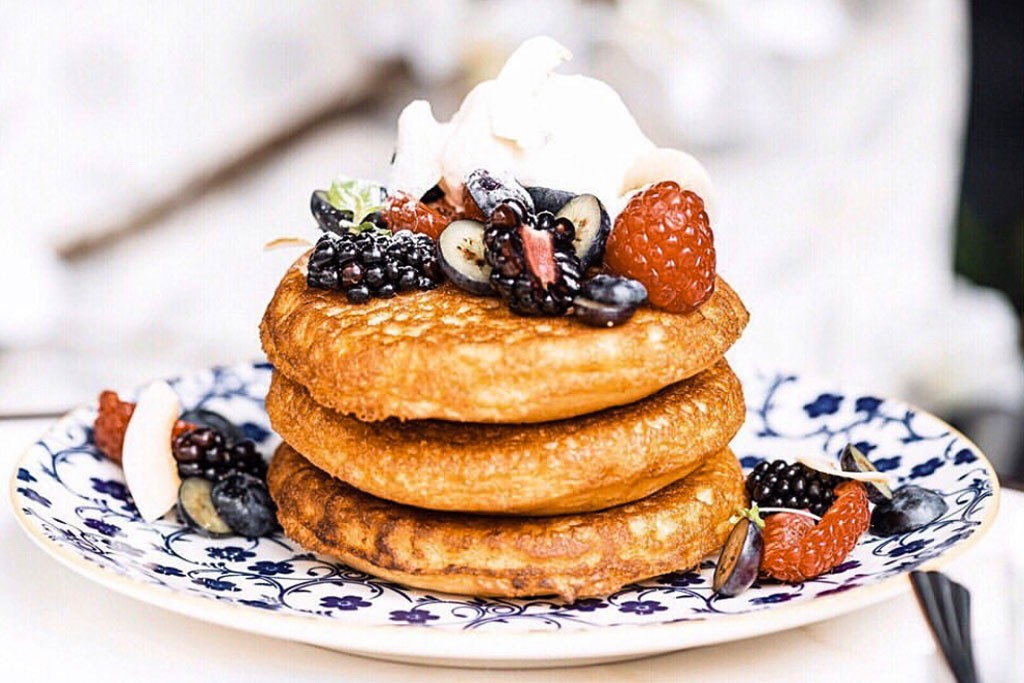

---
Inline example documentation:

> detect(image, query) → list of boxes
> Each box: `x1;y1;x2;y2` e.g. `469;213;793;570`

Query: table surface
3;418;1022;682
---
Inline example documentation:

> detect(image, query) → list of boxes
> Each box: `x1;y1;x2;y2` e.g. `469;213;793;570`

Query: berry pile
483;202;582;316
172;427;267;482
605;181;716;313
306;229;442;303
746;460;837;517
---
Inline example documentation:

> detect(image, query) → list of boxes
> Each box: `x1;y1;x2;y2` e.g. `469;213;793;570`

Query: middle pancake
266;358;744;515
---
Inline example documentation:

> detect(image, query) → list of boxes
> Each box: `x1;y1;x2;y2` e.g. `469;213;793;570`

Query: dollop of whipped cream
388;36;714;219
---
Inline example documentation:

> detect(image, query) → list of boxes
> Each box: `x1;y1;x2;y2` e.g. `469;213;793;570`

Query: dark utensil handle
910;571;979;683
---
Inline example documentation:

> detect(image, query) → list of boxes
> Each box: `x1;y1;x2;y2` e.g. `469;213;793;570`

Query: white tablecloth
3;419;1021;682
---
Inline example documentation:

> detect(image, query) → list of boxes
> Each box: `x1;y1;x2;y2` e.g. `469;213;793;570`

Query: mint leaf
326;178;386;225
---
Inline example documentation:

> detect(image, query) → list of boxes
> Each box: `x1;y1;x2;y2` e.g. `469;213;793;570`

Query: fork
910;571;979;683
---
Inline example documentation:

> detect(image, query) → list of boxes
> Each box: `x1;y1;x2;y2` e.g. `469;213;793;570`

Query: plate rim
7;379;1003;664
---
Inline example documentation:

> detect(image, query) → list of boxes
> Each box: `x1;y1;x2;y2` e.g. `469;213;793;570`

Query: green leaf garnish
325;177;386;226
729;503;766;529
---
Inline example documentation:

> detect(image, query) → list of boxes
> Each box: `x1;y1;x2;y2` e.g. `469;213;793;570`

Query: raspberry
760;481;871;582
383;191;453;240
605;181;716;313
93;390;192;464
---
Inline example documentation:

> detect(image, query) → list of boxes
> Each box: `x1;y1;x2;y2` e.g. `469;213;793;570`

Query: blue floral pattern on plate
10;364;997;633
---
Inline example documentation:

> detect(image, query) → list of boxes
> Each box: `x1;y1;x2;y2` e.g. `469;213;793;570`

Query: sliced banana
122;380;182;522
619;147;716;222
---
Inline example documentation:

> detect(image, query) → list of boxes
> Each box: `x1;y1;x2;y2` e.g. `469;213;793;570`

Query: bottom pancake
268;442;746;601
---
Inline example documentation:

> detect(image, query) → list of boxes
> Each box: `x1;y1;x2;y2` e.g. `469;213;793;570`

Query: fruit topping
121;381;184;523
177;477;233;537
714;507;765;598
554;193;611;270
466;168;534;219
839;443;894;504
383;190;453;240
437;219;494;296
306;229;441;302
172;427;267;482
178;408;245;446
526;186;576;215
94;391;192;464
573;274;647;328
760;481;870;582
870;485;948;537
484;202;582;316
211;473;278;537
746;459;838;517
605;180;716;313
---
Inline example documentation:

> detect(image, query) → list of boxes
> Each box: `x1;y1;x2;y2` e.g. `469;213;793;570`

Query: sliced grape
178;477;232;537
839;444;893;503
713;514;764;597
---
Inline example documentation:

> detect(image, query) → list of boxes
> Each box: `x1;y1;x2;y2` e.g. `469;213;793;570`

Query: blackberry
483;202;582;316
306;229;441;302
746;459;837;517
172;428;267;482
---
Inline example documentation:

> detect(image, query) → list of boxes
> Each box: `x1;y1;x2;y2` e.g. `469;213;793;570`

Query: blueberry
573;275;648;328
178;477;233;537
180;409;245;445
465;169;534;218
713;515;764;598
870;485;948;536
211;473;278;537
526;186;577;215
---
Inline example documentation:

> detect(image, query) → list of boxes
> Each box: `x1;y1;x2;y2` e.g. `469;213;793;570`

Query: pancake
260;257;748;423
266;359;744;515
268;442;745;601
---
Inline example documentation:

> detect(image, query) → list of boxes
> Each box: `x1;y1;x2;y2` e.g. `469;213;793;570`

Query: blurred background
0;1;1021;481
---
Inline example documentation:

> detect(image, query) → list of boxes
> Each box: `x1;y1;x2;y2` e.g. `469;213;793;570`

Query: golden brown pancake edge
267;358;745;515
267;442;746;602
260;257;749;423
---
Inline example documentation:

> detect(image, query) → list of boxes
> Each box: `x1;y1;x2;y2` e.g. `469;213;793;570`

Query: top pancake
261;257;749;423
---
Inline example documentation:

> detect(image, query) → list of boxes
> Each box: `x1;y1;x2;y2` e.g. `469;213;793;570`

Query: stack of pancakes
261;259;750;601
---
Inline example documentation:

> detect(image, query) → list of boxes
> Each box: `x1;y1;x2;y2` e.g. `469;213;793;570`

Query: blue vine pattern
12;363;996;632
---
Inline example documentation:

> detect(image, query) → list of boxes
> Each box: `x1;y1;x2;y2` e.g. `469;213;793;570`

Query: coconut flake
758;507;823;522
796;453;891;485
122;381;182;522
264;236;312;251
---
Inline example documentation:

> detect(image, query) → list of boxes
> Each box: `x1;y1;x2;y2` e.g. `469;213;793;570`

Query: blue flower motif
889;539;930;558
241;422;271;443
247;560;294;576
321;595;372;611
872;456;901;472
803;393;843;418
618;600;667;615
206;546;256;562
657;570;704;587
90;478;129;500
739;455;766;470
151;564;185;577
193;578;240;592
818;583;859;597
852;440;877;455
564;598;608;612
750;592;796;605
855;397;883;414
953;449;977;465
17;487;51;508
389;609;439;624
84;518;121;537
829;560;861;574
253;362;274;370
17;468;36;483
909;457;943;479
240;599;279;610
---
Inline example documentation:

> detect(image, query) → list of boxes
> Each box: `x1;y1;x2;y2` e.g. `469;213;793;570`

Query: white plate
9;363;1000;668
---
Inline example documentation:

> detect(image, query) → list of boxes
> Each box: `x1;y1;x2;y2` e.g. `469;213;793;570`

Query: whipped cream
388;36;715;219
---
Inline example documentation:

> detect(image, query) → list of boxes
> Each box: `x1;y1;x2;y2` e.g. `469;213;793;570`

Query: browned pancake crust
267;359;745;515
260;257;748;423
268;443;745;601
